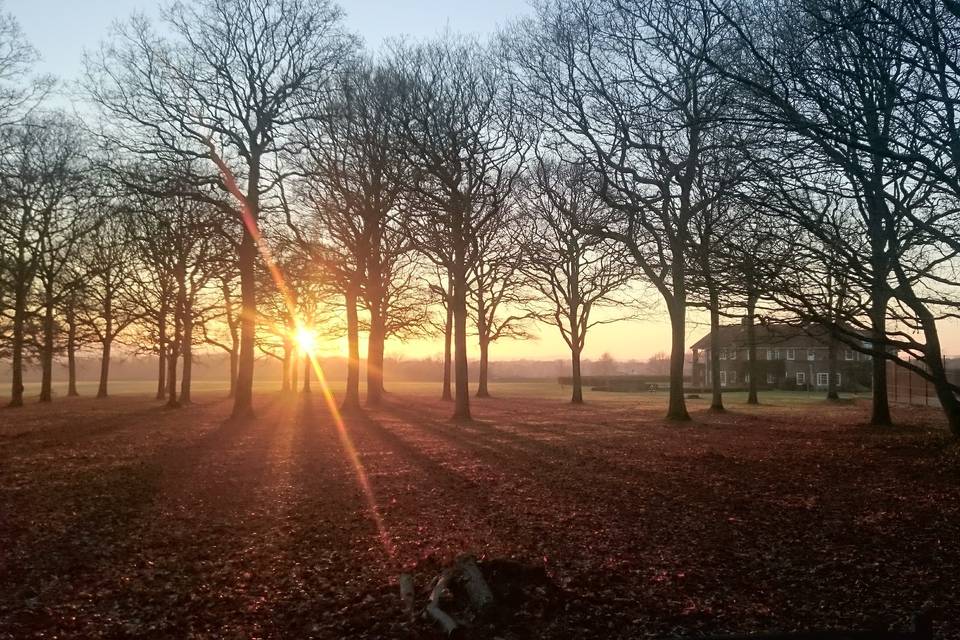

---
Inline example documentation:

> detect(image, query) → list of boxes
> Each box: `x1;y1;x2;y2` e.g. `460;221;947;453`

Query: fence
886;356;960;407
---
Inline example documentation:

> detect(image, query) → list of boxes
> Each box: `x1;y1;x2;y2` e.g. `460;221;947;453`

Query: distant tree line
1;0;960;436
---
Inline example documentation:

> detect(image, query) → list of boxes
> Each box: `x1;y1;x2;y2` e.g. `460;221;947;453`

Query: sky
5;0;958;363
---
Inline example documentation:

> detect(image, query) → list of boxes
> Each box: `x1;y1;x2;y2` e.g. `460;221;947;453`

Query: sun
294;326;317;354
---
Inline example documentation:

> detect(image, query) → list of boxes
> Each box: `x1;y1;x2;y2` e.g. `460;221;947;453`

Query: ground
0;384;958;639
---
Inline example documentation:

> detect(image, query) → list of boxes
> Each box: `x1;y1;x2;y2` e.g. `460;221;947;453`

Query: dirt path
1;392;957;638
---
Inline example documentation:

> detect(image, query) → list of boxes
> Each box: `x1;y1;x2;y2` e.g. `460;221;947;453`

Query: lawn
0;385;956;638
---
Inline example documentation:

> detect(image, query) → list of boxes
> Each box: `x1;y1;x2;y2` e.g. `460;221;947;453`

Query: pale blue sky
5;0;530;82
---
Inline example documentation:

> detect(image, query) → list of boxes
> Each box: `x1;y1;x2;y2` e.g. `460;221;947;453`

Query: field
1;384;958;639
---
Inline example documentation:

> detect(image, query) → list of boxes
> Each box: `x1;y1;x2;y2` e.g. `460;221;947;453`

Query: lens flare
294;326;317;354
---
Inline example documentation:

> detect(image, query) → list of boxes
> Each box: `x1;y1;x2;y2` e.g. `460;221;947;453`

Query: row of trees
2;0;960;436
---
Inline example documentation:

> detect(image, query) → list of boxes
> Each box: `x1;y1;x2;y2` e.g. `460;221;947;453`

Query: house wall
692;345;872;391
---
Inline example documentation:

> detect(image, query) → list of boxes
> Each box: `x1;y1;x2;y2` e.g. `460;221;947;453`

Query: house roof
690;322;837;351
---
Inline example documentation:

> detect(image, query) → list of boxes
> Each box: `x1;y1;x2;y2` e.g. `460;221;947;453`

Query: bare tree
86;0;354;418
522;158;634;404
508;0;742;420
390;36;525;421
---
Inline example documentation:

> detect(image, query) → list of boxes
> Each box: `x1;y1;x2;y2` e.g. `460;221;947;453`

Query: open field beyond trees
1;387;958;639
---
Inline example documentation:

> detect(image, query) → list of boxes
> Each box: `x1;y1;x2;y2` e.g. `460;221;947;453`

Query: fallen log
457;555;494;611
425;568;459;636
398;573;415;622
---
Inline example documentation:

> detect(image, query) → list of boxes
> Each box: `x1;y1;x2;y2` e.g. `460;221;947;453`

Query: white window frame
786;349;795;360
719;349;727;360
766;372;776;384
807;349;816;361
816;372;829;386
796;371;806;384
729;371;736;384
835;372;842;385
720;371;727;387
766;349;772;361
730;349;737;360
844;350;854;361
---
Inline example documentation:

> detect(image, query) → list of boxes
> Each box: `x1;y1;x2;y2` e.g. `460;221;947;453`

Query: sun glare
294;326;317;354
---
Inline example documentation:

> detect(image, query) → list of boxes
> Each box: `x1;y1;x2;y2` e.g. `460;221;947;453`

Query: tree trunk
179;298;193;405
303;356;312;393
708;289;724;412
746;295;759;405
442;277;453;402
228;346;239;398
452;250;471;421
476;337;491;398
232;222;257;419
96;299;113;399
281;340;292;393
826;331;839;401
570;343;584;404
8;287;26;407
39;293;55;403
167;283;182;408
291;348;299;394
342;284;362;411
156;306;167;401
66;308;78;397
366;309;386;406
869;295;892;426
666;297;690;421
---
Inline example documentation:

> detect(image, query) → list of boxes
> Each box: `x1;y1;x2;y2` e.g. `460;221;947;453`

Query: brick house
690;322;873;391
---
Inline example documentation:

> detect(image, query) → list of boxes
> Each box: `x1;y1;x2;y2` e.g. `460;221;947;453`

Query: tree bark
232;203;258;419
746;295;759;405
39;292;55;403
452;244;471;421
826;331;839;401
869;295;892;426
570;343;584;404
167;278;183;408
9;286;27;407
476;336;491;398
66;308;78;397
96;295;113;399
179;297;193;405
303;355;312;393
442;276;453;402
366;311;386;406
342;284;362;411
666;296;691;421
156;300;167;400
281;340;292;393
708;288;724;412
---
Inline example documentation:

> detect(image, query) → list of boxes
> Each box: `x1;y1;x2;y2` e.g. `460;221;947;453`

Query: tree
289;60;411;408
522;158;634;404
79;214;138;399
0;116;87;406
508;0;742;420
86;0;354;418
713;0;960;432
390;36;525;421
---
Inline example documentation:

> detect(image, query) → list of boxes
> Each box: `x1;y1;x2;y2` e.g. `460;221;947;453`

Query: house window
720;371;727;387
786;349;795;360
844;350;854;361
816;372;829;386
766;349;772;360
744;372;749;383
719;349;727;360
807;349;816;361
835;372;842;385
729;371;736;384
766;372;776;384
796;371;806;384
730;349;737;360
